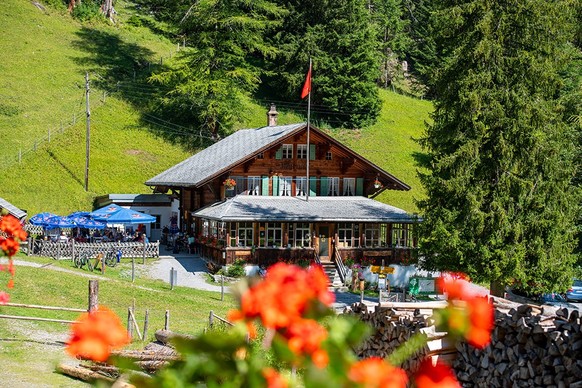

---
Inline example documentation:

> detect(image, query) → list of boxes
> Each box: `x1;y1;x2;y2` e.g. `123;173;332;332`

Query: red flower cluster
348;357;408;387
0;215;27;257
66;306;131;362
282;318;329;367
413;359;461;388
436;273;494;349
229;263;334;330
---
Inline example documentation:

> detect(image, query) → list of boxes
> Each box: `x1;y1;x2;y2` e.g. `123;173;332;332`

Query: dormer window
257;152;264;159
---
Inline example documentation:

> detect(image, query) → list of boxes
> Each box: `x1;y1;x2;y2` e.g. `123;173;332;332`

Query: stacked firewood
347;301;582;386
454;305;582;387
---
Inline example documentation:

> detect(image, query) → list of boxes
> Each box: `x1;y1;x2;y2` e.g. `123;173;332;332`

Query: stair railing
313;251;321;265
334;245;347;284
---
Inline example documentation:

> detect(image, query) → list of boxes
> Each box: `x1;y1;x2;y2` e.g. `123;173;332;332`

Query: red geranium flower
348;357;408;388
413;359;460;388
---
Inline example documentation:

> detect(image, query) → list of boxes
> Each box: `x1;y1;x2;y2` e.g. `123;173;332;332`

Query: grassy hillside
0;0;431;216
331;90;432;213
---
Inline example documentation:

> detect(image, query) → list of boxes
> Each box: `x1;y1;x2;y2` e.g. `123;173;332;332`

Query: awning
193;196;419;223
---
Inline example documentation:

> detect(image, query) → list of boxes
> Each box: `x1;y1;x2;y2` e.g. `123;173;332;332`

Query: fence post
164;310;170;330
143;309;149;341
27;237;32;256
209;310;214;328
142;235;146;264
71;238;75;261
88;280;98;312
127;308;133;340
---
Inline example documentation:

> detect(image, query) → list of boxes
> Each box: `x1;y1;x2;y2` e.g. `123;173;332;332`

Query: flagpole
306;58;312;202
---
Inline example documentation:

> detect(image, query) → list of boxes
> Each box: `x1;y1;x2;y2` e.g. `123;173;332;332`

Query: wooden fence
27;238;159;260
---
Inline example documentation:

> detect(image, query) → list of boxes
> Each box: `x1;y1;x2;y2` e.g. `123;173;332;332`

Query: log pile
348;302;451;372
454;305;582;387
347;300;582;386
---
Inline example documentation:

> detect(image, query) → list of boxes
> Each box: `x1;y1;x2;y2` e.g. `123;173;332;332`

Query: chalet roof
0;198;27;220
94;194;172;209
193;196;418;223
146;123;305;187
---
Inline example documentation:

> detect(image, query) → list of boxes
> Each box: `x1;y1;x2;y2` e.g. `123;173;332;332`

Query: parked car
566;279;582;302
538;293;578;309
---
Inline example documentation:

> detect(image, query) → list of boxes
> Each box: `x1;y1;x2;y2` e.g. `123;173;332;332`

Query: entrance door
318;225;330;261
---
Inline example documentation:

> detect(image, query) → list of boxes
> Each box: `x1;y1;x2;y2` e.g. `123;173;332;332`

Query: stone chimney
267;103;278;127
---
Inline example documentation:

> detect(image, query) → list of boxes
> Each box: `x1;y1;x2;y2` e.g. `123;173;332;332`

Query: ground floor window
236;222;254;247
364;223;388;247
288;223;311;247
392;223;414;247
265;222;283;247
337;222;353;247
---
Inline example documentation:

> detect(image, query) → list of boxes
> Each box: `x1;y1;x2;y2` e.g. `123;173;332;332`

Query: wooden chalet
146;105;419;270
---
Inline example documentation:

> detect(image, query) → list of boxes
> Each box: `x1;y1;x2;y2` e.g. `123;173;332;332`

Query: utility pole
84;72;90;192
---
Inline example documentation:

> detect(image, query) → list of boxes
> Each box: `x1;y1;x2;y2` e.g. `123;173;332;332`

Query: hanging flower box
223;178;236;189
373;179;382;189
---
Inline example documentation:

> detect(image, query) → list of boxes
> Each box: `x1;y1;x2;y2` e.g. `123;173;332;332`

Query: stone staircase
320;261;347;291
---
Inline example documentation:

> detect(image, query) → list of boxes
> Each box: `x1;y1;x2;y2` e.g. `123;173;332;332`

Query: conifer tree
418;0;579;295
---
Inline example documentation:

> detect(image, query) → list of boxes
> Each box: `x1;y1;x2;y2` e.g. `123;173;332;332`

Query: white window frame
328;177;340;196
248;176;261;195
279;176;292;196
297;144;307;159
266;222;283;247
392;223;414;247
282;144;293;159
337;223;353;247
289;223;311;247
343;178;355;196
295;176;307;196
237;222;254;247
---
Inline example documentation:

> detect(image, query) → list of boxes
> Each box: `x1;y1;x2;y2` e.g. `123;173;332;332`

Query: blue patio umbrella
75;217;107;230
103;207;156;225
29;212;57;226
67;211;90;219
44;215;77;230
90;204;124;220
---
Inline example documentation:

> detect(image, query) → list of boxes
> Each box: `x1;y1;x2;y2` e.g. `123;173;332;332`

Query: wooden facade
147;111;418;268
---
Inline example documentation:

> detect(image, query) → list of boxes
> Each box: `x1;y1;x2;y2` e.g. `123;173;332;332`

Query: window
364;224;388;247
233;176;246;194
279;176;292;196
343;178;355;196
289;223;311;247
282;144;293;159
237;222;254;247
337;223;353;247
202;219;209;236
392;223;414;247
328;177;340;196
248;176;261;195
257;152;264;159
296;176;307;196
266;222;283;247
217;222;227;246
152;215;161;230
326;151;332;160
297;144;307;159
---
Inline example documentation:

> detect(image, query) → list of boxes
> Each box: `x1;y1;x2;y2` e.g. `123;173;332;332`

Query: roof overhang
193;196;420;223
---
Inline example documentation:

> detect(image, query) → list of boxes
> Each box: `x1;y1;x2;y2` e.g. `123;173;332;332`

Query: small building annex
145;105;419;268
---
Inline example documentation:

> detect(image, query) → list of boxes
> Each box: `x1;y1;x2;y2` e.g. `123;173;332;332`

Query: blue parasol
29;212;58;226
44;215;77;230
75;217;107;230
90;204;124;221
103;207;156;225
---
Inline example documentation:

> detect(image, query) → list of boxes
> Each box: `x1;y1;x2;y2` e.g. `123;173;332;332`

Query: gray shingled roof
0;198;27;219
193;196;418;223
146;123;305;187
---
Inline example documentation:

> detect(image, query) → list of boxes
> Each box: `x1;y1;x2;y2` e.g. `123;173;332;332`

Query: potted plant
373;178;382;189
223;178;236;190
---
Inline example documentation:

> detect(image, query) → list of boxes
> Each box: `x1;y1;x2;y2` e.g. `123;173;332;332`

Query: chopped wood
56;363;115;383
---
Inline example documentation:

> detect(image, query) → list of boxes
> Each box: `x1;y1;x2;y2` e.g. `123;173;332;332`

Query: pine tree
149;0;285;138
266;0;381;128
417;0;580;295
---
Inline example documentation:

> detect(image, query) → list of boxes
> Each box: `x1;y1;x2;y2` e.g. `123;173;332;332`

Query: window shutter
309;176;317;196
275;147;283;160
320;177;328;196
356;178;364;196
272;176;279;196
262;176;269;195
309;144;316;160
